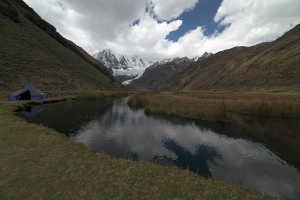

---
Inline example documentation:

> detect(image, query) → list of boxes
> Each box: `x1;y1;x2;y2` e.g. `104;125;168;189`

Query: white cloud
24;0;149;54
109;12;182;59
162;0;300;58
151;0;199;21
214;0;300;44
23;0;300;61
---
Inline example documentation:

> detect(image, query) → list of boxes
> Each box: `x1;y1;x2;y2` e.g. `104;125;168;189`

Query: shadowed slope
0;0;123;92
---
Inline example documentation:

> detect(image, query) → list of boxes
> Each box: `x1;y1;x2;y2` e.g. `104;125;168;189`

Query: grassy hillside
0;0;123;93
156;24;300;93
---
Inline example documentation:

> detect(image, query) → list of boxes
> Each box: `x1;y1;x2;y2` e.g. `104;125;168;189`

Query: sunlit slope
0;0;123;92
156;24;300;92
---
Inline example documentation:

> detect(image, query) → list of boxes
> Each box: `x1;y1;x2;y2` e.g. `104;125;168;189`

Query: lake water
18;96;300;199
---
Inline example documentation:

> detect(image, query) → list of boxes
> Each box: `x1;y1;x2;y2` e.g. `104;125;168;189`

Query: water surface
18;96;300;199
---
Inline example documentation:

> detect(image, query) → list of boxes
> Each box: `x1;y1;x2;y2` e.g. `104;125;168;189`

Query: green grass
0;97;280;199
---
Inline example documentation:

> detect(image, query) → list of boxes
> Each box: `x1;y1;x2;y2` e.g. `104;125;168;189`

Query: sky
23;0;300;61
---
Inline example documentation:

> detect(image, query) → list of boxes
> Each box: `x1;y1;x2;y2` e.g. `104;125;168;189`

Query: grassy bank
127;93;232;122
0;97;279;199
127;92;300;122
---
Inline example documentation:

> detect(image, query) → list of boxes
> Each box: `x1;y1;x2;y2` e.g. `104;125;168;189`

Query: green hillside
0;0;123;93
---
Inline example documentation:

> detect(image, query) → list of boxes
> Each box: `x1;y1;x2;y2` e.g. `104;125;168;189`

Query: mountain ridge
93;49;213;85
128;52;214;90
155;24;300;92
93;49;191;84
128;57;194;90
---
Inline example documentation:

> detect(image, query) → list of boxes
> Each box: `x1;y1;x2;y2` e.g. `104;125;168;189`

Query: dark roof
24;83;35;88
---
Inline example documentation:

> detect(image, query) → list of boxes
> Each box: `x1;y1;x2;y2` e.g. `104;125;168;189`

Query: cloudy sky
24;0;300;61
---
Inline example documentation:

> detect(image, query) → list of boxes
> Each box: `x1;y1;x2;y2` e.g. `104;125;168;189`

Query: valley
1;0;300;199
92;23;300;95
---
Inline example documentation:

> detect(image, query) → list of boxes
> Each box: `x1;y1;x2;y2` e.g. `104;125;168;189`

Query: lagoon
18;96;300;200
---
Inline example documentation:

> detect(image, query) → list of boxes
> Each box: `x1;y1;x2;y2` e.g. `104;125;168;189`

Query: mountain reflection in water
18;96;300;200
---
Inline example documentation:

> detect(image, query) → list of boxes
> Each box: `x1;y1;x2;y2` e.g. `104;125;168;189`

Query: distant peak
203;52;213;57
102;49;113;53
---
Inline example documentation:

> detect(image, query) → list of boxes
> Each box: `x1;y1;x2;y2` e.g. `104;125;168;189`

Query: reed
144;101;232;122
234;101;300;118
128;92;300;121
128;93;232;122
75;91;128;100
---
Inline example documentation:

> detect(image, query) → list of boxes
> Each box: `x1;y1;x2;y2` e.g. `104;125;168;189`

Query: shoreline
0;96;280;199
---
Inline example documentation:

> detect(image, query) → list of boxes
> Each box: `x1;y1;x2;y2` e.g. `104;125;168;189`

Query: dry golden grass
128;92;232;121
128;92;300;121
233;101;300;117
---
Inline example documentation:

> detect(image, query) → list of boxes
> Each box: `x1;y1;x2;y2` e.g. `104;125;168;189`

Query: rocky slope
191;52;213;62
128;53;213;90
156;24;300;93
0;0;123;93
128;57;193;90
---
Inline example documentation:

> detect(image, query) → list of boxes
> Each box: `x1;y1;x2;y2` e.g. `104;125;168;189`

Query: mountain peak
191;52;213;62
93;49;212;85
93;49;154;84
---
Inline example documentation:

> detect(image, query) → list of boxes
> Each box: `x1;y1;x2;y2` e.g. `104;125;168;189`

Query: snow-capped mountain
93;49;155;84
93;49;153;70
93;49;212;85
147;57;180;69
145;53;213;73
93;49;180;84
